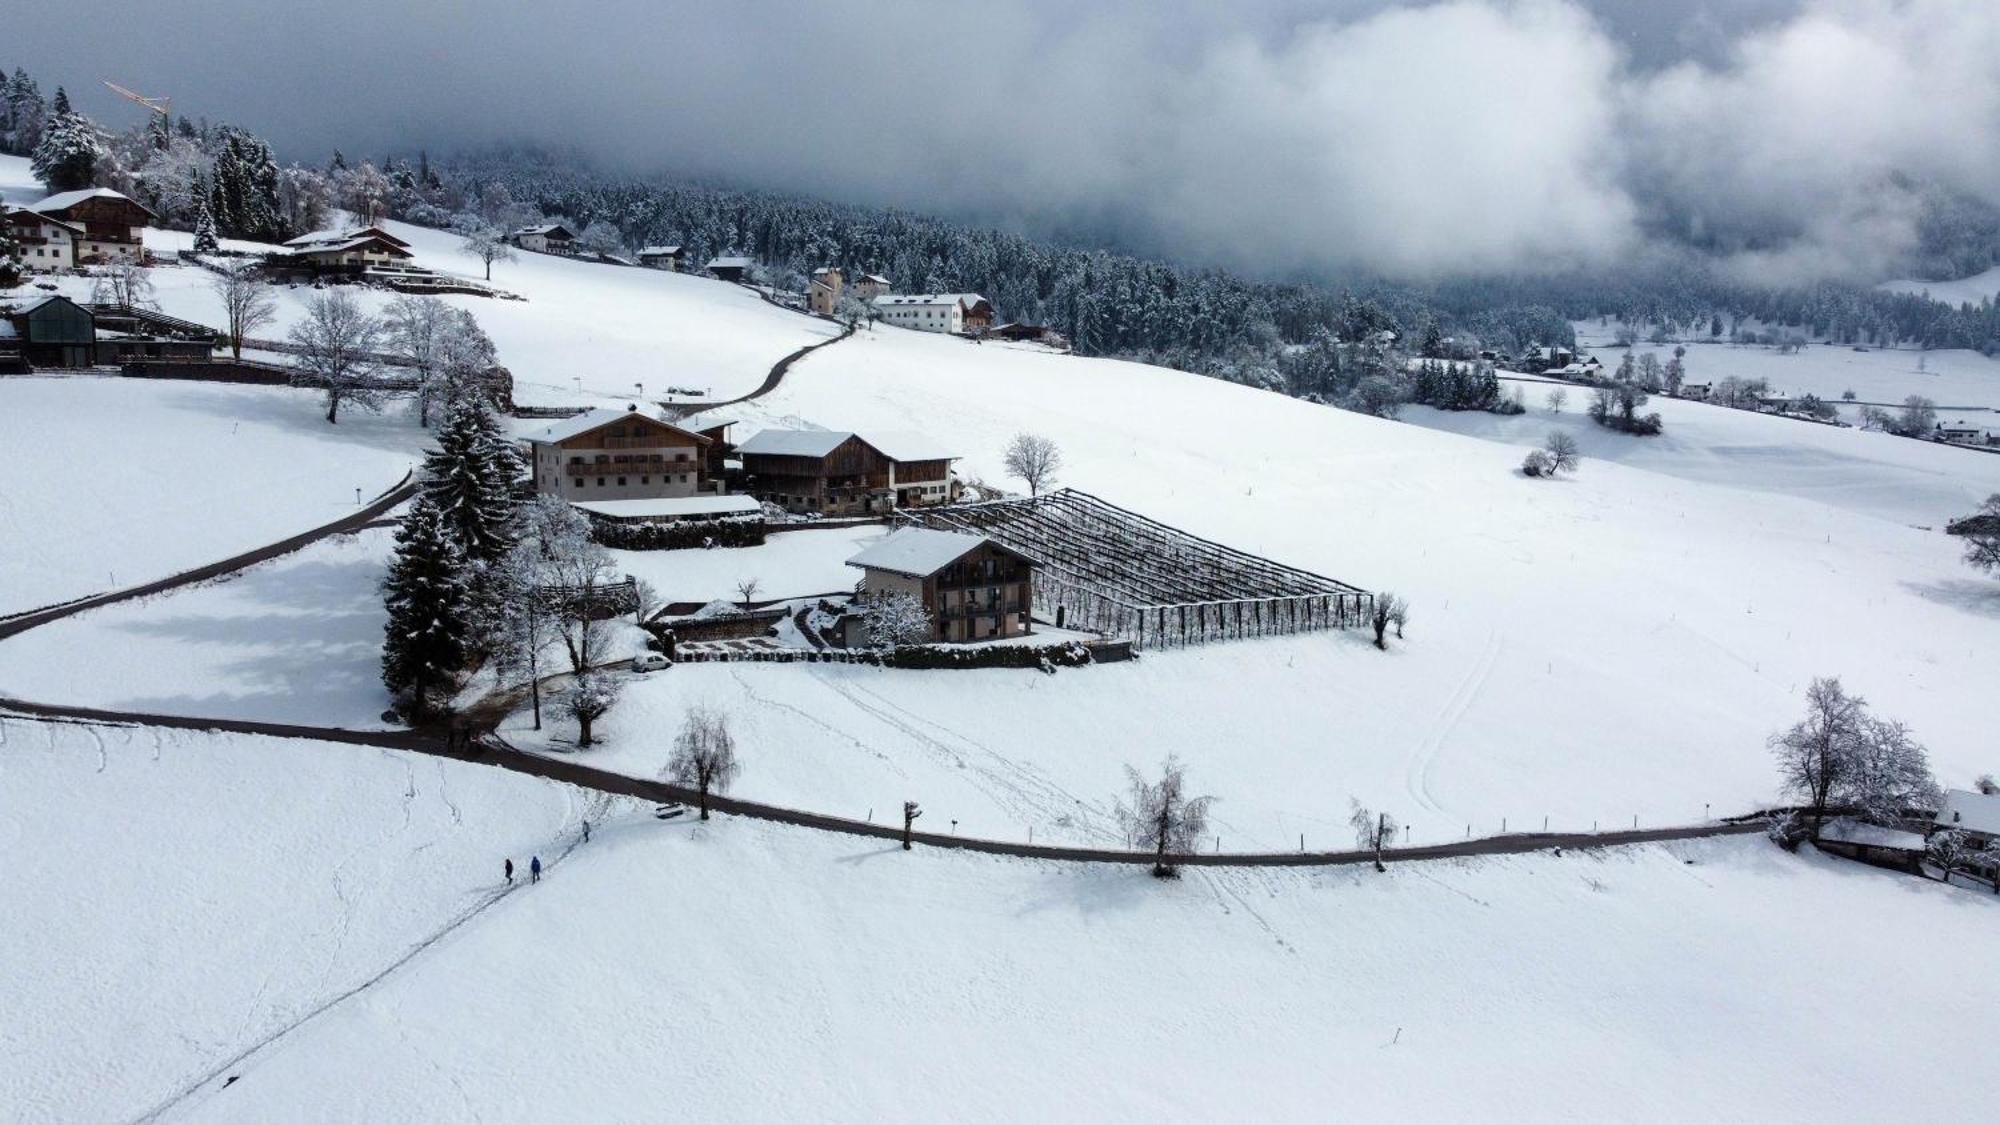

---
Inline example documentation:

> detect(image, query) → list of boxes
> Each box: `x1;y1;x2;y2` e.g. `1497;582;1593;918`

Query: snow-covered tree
380;495;473;717
1116;754;1216;878
5;69;48;157
1664;347;1687;395
1369;592;1408;650
90;263;155;309
1002;432;1062;497
338;161;393;225
383;295;453;426
1893;395;1938;438
1844;716;1937;825
288;289;387;424
1770;677;1935;834
862;590;933;647
1348;798;1399;872
209;260;275;360
1521;449;1555;477
421;396;523;564
0;221;20;288
563;671;622;748
578;219;625;256
513;496;618;676
669;703;742;820
1926;829;1971;884
484;546;558;731
191;197;219;252
460;226;513;280
1635;352;1664;392
31;87;102;192
276;163;334;235
1545;387;1568;414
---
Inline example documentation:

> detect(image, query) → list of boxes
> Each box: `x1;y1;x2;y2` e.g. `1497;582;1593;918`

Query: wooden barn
27;188;153;263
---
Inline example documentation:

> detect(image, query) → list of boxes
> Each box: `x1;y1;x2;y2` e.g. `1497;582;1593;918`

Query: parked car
632;652;671;673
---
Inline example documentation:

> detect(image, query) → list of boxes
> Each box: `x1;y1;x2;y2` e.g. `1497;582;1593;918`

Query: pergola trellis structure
900;489;1371;649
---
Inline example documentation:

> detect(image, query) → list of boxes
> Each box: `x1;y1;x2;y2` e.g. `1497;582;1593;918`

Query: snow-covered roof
513;224;573;238
812;267;838;276
283;225;410;250
864;431;958;463
525;407;705;445
1818;819;1925;851
637;245;682;256
571;496;762;520
5;207;83;233
286;233;413;258
9;294;84;316
31;187;152;217
737;428;854;458
857;273;891;285
1936;789;2000;835
846;528;997;578
707;255;754;269
873;293;964;309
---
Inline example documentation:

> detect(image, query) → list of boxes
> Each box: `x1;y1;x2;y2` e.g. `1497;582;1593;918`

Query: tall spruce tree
381;495;474;713
421;397;523;564
191;196;219;252
30;87;102;192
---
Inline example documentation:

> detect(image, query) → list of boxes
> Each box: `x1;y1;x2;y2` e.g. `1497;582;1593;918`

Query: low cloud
19;0;2000;282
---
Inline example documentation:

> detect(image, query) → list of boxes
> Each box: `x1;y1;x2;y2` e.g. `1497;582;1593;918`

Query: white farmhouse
5;207;81;271
872;293;995;335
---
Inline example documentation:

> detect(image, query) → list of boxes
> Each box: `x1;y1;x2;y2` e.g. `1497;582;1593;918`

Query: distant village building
808;267;843;315
1935;418;1996;445
27;187;153;263
523;405;717;503
706;255;754;283
1935;789;2000;850
737;429;958;515
1677;382;1712;400
637;245;685;271
511;224;576;255
5;207;82;270
850;273;892;301
871;293;995;335
279;226;415;270
846;528;1037;643
1815;818;1925;874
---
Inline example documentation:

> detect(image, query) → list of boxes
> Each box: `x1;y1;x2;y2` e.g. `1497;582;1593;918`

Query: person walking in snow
504;858;514;885
530;855;542;883
582;820;591;843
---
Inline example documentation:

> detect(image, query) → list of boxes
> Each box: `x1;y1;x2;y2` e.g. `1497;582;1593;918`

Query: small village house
26;187;153;264
5;207;82;271
808;267;843;315
523;405;717;504
737;429;958;515
637;245;686;271
1935;418;1996;445
871;293;995;335
706;255;754;283
511;224;577;255
850;273;892;301
846;527;1037;643
1934;789;2000;849
279;226;415;271
1814;818;1926;875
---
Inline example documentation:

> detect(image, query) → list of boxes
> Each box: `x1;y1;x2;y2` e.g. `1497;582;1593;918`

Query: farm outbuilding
901;488;1369;649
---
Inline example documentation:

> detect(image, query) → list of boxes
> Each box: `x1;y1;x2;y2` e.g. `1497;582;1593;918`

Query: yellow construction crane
103;80;171;119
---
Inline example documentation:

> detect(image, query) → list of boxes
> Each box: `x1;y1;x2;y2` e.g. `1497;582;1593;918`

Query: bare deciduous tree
460;226;514;280
288;289;386;424
1545;387;1568;414
669;703;742;820
1003;432;1062;497
1369;592;1408;650
90;262;155;309
513;496;618;675
1348;798;1399;872
209;260;275;361
1948;494;2000;576
735;576;762;608
1116;754;1215;878
1544;431;1581;475
383;295;452;425
1770;676;1935;836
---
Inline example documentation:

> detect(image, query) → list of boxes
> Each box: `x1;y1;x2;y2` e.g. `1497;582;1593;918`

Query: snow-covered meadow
0;376;422;616
10;734;1976;1125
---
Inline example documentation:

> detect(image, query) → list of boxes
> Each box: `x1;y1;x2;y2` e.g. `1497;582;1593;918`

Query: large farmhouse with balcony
846;528;1037;643
872;293;995;335
637;245;685;271
511;224;576;255
27;188;153;264
523;406;719;505
737;429;958;516
279;226;415;271
5;207;82;270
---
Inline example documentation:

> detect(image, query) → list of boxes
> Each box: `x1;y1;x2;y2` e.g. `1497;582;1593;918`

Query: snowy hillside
1880;264;2000;309
9;726;1988;1124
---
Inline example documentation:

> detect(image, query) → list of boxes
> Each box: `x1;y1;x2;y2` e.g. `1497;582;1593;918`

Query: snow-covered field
10;731;1977;1124
1575;332;2000;415
0;376;422;616
1881;264;2000;308
0;718;595;1124
0;527;400;728
611;522;884;605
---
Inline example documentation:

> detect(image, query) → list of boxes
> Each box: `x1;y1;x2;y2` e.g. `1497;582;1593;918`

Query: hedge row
589;518;767;551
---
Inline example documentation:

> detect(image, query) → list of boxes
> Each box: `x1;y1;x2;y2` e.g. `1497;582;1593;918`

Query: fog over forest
13;0;2000;284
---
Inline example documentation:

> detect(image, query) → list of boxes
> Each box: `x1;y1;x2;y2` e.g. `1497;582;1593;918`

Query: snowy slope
1575;334;2000;414
0;376;423;616
1880;264;2000;309
0;718;594;1124
140;795;2000;1124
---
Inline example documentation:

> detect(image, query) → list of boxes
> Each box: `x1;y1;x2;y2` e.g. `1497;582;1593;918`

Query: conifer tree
192;196;219;253
31;87;103;192
0;220;22;287
421;397;523;564
381;495;474;714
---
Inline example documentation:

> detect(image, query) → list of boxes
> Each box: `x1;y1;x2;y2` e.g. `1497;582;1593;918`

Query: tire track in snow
1405;630;1502;816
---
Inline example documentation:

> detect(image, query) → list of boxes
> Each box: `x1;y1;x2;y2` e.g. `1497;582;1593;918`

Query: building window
572;478;583;488
617;477;627;486
596;477;606;487
641;476;650;484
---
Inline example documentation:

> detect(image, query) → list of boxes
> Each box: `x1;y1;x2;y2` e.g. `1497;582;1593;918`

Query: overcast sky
13;0;2000;282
